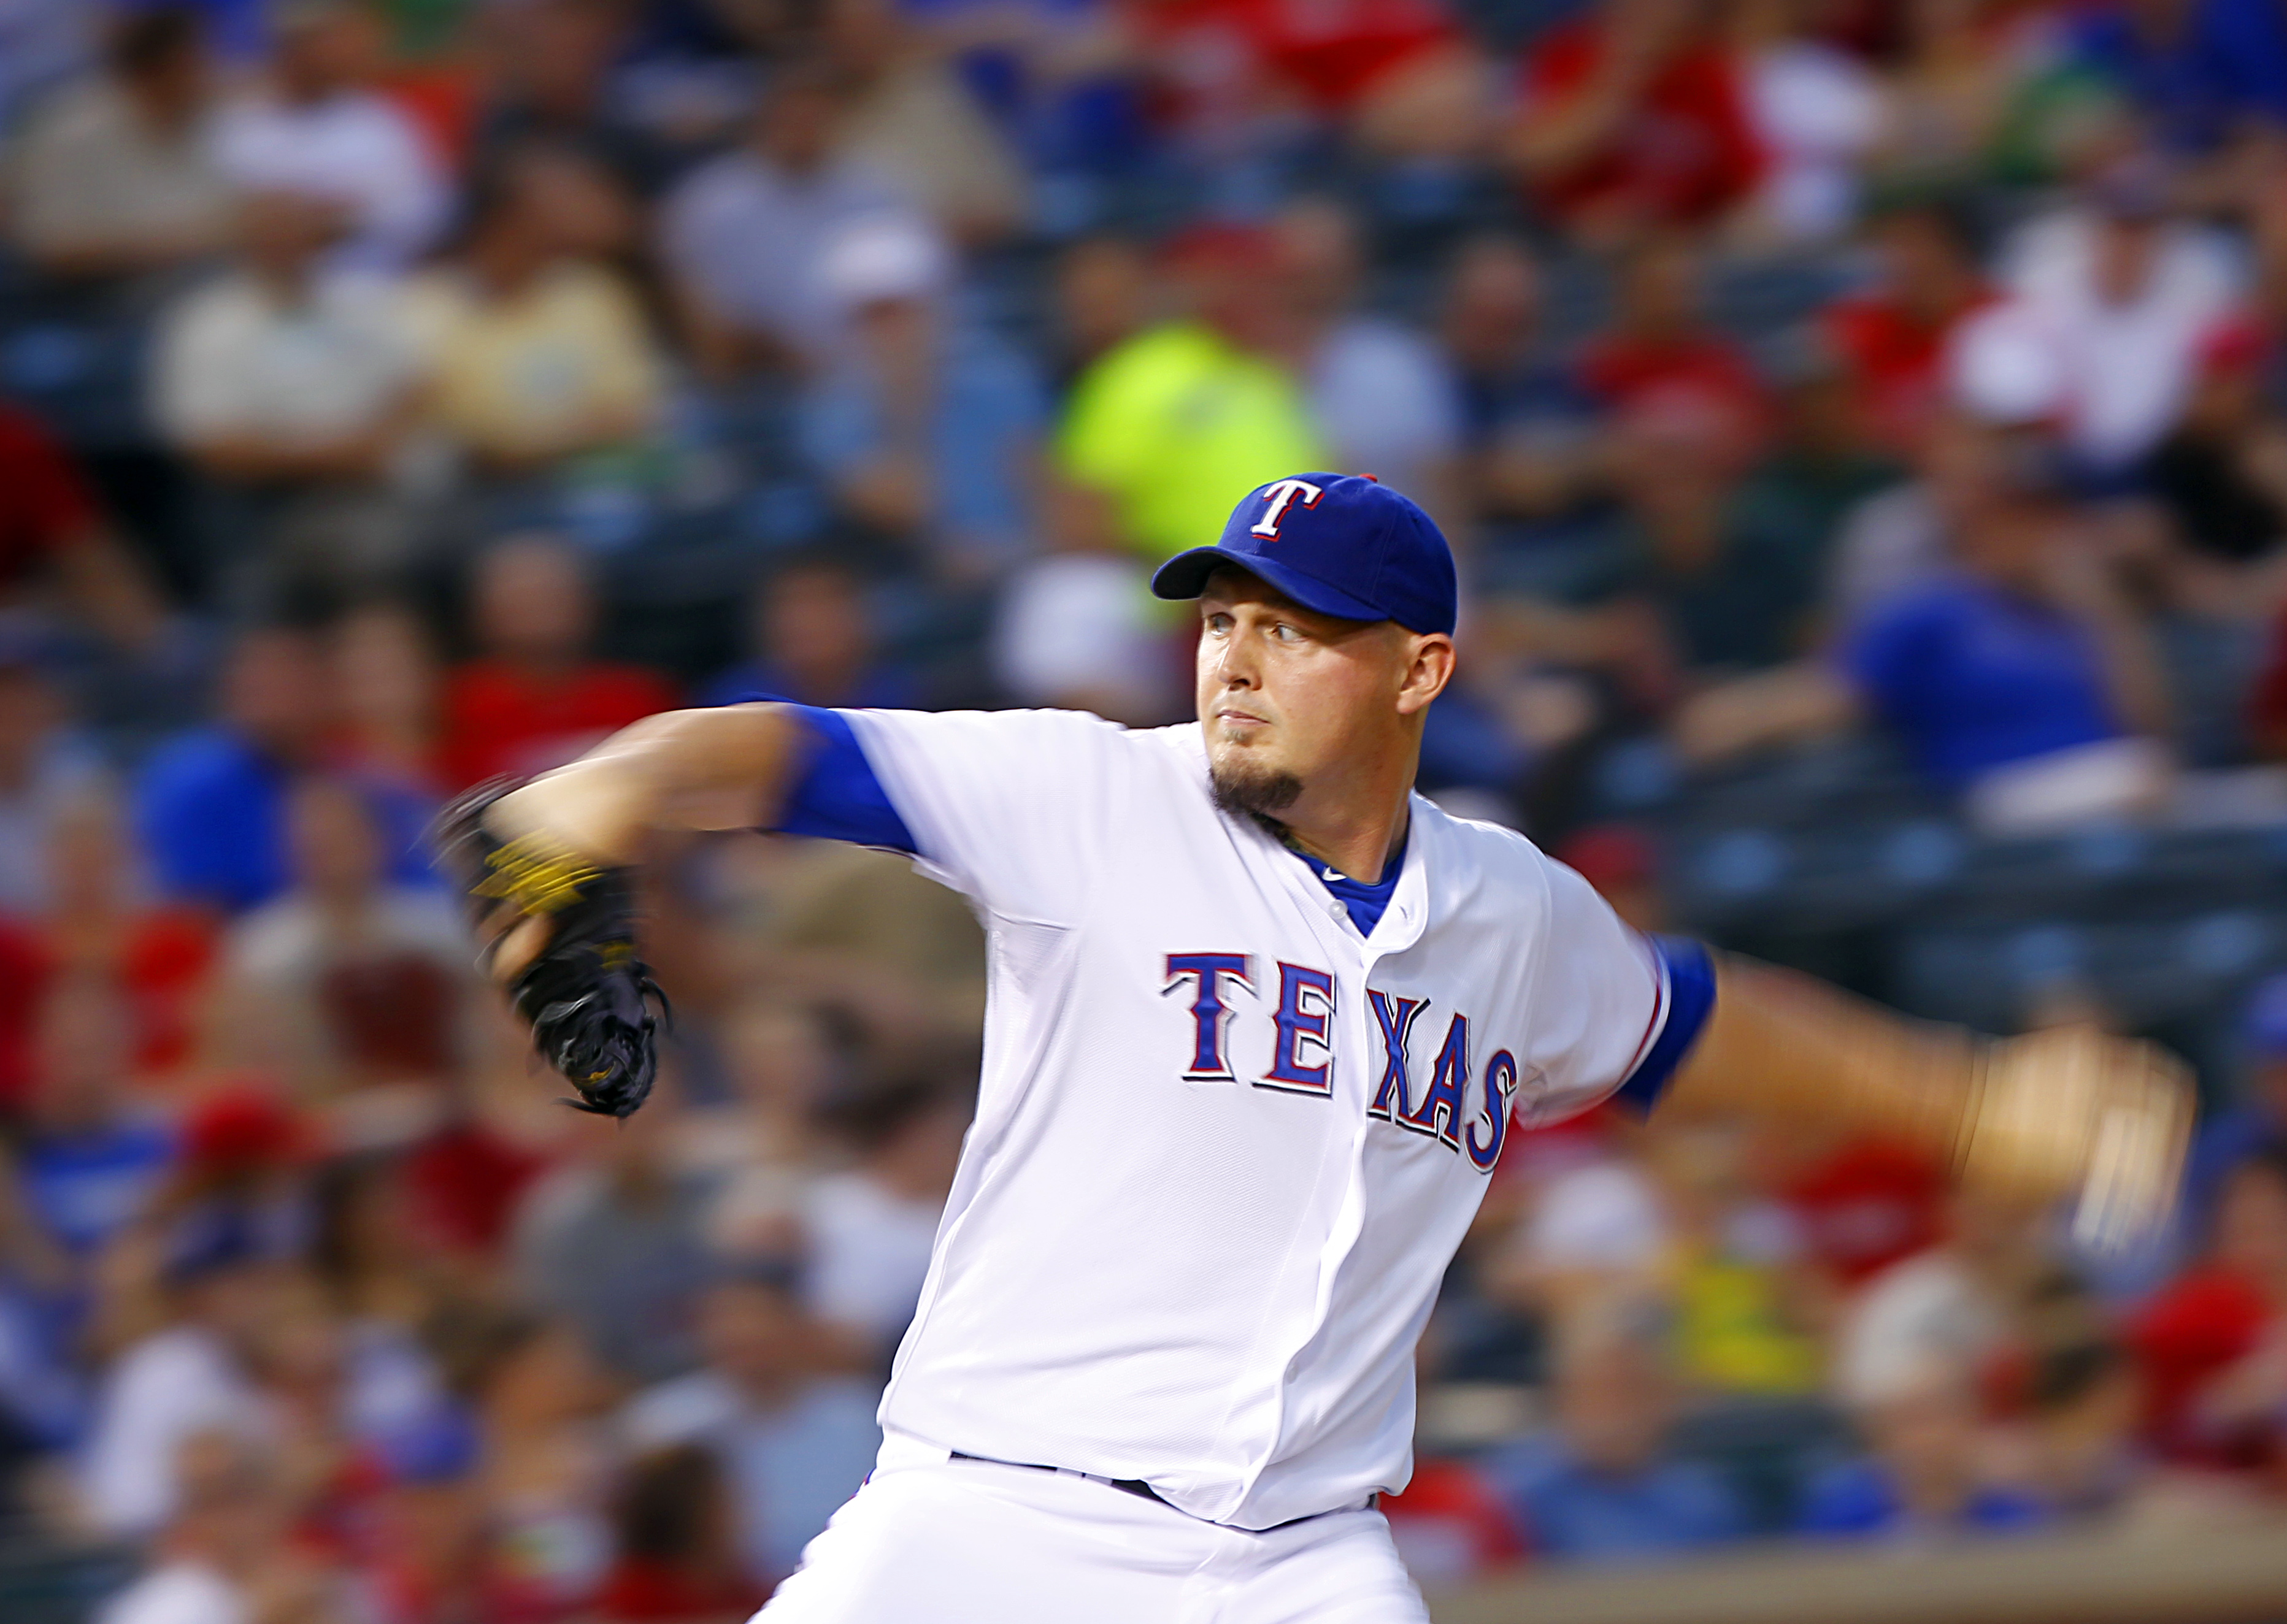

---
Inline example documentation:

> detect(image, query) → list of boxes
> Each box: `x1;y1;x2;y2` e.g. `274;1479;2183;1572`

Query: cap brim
1150;546;1388;623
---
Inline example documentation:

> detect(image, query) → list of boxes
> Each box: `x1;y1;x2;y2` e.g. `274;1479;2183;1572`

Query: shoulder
852;704;1145;754
853;704;1170;781
1416;797;1561;904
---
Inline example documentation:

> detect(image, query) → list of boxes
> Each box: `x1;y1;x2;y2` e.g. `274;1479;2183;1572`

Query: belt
949;1451;1167;1506
946;1452;1376;1528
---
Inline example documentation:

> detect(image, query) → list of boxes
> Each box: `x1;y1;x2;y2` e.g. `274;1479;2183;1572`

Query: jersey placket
1228;810;1433;1522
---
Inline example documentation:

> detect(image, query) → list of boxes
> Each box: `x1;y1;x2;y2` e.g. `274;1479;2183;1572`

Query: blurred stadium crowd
7;0;2287;1618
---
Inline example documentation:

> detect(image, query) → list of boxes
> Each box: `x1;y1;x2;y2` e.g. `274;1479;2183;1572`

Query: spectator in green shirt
1056;225;1329;560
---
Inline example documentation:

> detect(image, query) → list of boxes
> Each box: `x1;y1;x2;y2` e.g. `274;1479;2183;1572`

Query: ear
1394;633;1456;718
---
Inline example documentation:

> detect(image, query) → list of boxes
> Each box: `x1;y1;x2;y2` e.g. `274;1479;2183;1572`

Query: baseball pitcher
442;473;2189;1623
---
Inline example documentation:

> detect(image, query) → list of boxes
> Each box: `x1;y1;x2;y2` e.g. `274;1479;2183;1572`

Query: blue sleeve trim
769;705;918;854
1611;936;1716;1116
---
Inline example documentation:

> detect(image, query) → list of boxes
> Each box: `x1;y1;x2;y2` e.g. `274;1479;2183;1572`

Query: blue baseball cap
1150;473;1458;636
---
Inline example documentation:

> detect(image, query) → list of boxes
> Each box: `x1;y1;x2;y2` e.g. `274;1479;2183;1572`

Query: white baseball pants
754;1433;1430;1624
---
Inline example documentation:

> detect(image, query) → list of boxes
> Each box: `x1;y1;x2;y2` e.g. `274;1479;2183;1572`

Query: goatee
1210;757;1303;833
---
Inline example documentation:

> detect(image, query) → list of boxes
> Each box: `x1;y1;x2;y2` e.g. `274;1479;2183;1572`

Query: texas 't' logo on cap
1149;470;1458;636
1250;478;1325;539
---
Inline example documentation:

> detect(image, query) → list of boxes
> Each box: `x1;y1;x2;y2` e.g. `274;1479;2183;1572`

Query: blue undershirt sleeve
767;705;918;854
1610;936;1718;1116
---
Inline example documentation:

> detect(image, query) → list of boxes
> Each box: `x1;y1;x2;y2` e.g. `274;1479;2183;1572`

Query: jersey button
1327;901;1344;921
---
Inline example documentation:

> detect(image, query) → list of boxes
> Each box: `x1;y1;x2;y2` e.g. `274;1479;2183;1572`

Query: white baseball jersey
775;705;1701;1532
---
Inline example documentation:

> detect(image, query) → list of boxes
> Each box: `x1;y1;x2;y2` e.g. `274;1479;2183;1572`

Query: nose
1208;624;1258;692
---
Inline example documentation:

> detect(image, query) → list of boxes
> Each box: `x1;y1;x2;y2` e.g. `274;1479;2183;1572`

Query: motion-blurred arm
483;703;810;865
1664;956;2193;1251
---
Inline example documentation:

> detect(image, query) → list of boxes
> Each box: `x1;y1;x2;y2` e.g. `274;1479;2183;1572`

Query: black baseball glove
433;779;666;1119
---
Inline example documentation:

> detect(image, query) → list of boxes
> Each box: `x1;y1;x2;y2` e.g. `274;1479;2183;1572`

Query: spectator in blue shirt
1670;424;2170;786
1483;1326;1747;1561
13;976;171;1424
2071;0;2287;155
800;213;1048;578
620;1266;885;1587
1800;1362;2050;1540
16;975;172;1263
1437;234;1612;553
1838;458;2167;789
135;626;434;914
2182;974;2287;1230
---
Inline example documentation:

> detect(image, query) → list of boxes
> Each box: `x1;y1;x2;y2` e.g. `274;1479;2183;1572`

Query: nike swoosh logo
1322;867;1343;883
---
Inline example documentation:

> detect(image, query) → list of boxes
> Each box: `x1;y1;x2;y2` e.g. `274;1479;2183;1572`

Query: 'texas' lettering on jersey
1163;952;1516;1173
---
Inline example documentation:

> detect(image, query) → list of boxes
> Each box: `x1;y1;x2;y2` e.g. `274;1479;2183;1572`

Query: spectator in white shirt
991;480;1176;726
1833;1191;2047;1411
1738;0;1887;245
11;9;234;283
0;654;106;914
98;1431;303;1624
620;1267;883;1588
209;0;448;272
152;188;425;603
210;775;471;1113
1988;155;2245;478
1275;198;1464;530
80;1214;286;1539
661;56;929;379
155;189;421;486
803;1075;967;1364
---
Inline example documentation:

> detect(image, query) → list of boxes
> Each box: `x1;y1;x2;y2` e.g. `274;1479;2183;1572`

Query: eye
1204;611;1233;635
1269;622;1302;644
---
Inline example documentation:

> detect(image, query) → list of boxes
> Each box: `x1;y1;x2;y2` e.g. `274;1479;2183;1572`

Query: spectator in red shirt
1381;1454;1528;1588
1780;1133;1946;1290
437;534;677;791
1576;236;1770;459
2241;584;2287;761
37;787;217;1081
594;1444;768;1623
333;599;445;798
1821;196;1995;456
1510;0;1766;246
1136;0;1486;158
2129;1147;2287;1470
0;403;169;655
